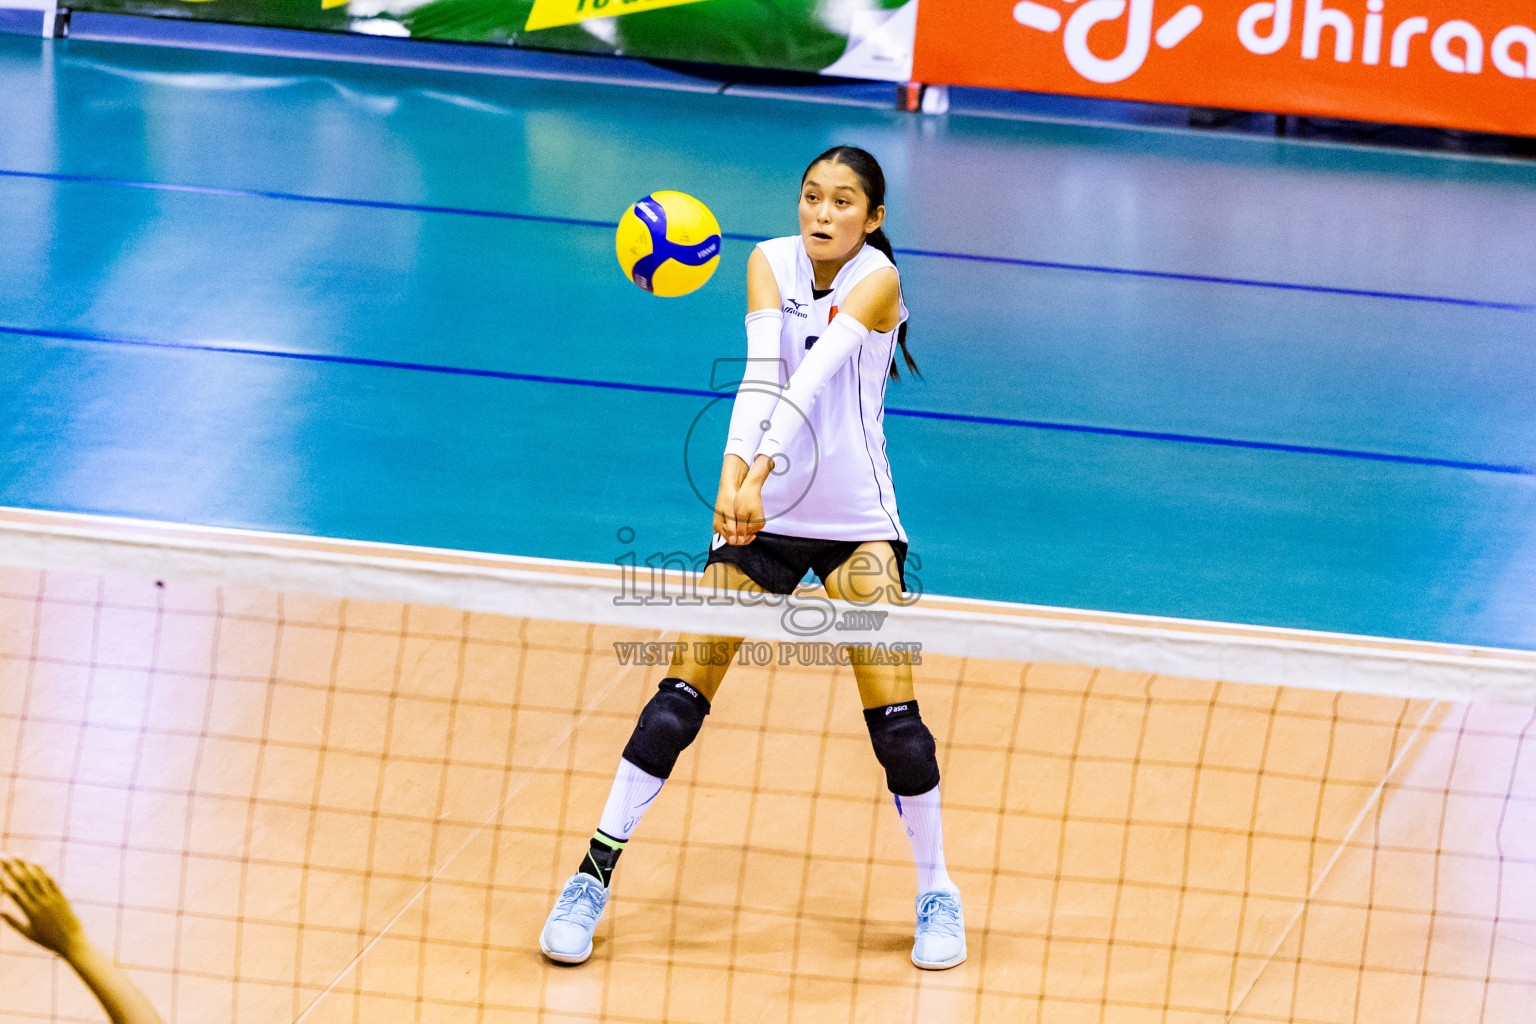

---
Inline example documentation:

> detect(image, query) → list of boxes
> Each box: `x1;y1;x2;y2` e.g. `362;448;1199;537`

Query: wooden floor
1;565;1532;1023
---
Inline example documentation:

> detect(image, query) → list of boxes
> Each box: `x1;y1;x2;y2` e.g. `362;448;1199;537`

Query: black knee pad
621;678;712;779
864;701;941;796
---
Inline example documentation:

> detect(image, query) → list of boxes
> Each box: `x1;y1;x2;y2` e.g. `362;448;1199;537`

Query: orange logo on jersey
829;305;839;323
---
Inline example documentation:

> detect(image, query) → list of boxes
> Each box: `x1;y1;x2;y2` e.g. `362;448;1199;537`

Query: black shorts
704;531;908;596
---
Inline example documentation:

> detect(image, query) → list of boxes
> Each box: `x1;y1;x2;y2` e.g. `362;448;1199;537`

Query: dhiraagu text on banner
913;0;1536;136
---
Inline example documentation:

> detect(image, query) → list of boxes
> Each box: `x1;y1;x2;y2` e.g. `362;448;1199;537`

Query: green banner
74;0;918;81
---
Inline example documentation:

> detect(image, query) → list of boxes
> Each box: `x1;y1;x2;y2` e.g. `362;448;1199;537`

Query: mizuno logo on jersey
783;299;808;318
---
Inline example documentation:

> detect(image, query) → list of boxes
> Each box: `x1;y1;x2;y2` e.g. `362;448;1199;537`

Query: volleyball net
1;507;1533;1024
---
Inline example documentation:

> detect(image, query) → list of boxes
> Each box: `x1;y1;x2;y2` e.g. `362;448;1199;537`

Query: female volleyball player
541;146;964;970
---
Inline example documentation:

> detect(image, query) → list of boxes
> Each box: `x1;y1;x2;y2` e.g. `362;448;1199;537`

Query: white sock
895;785;956;895
597;757;665;841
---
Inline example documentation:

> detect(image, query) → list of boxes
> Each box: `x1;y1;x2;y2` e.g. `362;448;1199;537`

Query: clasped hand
715;454;773;545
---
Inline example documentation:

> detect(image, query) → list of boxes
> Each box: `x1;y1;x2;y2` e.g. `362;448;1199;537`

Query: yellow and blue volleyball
615;191;721;297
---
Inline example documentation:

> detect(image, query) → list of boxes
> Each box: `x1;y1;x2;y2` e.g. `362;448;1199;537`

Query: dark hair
801;145;919;380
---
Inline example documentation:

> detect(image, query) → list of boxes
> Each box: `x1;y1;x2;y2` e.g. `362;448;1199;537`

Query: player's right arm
718;247;784;543
744;245;783;313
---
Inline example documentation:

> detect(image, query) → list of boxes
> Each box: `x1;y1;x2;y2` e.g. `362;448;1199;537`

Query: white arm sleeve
756;311;870;464
723;308;784;464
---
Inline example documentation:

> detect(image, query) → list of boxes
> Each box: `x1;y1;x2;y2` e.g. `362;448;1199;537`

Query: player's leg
822;542;965;970
540;561;758;964
582;560;758;877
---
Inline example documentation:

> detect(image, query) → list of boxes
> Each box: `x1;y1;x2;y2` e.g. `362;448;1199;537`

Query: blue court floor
1;31;1534;649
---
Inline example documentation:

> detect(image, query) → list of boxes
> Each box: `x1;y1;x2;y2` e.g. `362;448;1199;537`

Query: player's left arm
838;267;901;334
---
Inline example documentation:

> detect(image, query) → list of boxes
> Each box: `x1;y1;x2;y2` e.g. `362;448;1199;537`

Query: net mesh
1;564;1533;1023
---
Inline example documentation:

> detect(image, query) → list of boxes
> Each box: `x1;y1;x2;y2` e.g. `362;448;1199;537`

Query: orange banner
913;0;1536;136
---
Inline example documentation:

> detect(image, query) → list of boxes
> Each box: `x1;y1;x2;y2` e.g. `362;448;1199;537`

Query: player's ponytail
802;146;920;381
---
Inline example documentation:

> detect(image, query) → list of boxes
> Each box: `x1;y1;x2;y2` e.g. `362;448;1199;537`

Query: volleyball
615;191;721;297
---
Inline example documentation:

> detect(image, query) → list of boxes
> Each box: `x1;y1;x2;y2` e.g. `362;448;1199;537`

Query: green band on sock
579;831;627;887
591;830;627;852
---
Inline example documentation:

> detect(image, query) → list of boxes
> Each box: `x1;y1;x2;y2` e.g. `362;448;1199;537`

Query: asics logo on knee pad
865;701;941;797
621;679;711;780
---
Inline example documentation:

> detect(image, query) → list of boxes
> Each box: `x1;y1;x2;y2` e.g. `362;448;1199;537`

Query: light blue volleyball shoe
539;873;608;964
911;888;966;969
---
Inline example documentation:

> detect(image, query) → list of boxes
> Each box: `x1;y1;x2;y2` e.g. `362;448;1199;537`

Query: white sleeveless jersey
755;235;908;543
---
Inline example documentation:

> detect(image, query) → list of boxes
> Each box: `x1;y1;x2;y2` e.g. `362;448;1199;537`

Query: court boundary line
3;323;1528;477
1;167;1529;312
0;506;1531;704
946;104;1536;170
1222;698;1443;1021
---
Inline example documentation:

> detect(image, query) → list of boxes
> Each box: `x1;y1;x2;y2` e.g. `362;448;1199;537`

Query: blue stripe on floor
5;322;1527;476
2;167;1529;313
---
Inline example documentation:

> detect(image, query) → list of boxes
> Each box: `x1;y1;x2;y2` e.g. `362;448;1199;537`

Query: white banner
1;0;58;37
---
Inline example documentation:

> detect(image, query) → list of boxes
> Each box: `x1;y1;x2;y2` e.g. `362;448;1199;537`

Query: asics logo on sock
886;703;909;716
674;681;700;699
